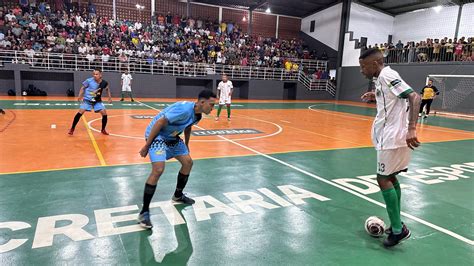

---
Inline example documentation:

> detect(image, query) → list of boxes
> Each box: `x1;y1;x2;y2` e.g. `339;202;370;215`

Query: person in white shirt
120;69;134;102
359;48;421;248
215;74;233;121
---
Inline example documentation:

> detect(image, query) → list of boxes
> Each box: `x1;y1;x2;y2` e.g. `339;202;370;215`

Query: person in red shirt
102;46;111;55
157;14;165;25
173;14;180;26
454;41;463;61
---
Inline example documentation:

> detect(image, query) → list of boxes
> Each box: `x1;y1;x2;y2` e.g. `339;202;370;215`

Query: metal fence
381;44;474;64
0;49;334;95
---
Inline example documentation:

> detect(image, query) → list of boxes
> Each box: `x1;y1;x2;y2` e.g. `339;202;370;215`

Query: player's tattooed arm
406;91;421;150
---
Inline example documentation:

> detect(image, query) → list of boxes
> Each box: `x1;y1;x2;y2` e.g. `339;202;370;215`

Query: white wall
393;6;459;43
342;33;361;67
458;3;474;38
348;3;394;46
301;3;342;51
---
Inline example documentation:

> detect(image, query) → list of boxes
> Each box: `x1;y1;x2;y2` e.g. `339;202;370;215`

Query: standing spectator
88;0;96;19
454;40;463;61
445;39;454;61
432;39;441;61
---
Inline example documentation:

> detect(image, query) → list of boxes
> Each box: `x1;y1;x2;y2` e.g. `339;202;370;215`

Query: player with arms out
359;48;421;247
68;69;112;135
137;90;217;229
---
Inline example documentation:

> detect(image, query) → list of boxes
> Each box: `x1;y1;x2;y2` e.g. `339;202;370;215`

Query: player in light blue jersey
68;69;112;135
137;90;217;229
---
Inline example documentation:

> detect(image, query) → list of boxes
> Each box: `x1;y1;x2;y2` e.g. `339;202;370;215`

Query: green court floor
0;140;473;265
0;100;473;265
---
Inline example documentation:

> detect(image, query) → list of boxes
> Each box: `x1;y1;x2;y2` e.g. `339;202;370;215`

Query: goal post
425;74;474;116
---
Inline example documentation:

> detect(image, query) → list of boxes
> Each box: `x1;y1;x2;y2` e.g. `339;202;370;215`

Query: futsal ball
365;216;385;237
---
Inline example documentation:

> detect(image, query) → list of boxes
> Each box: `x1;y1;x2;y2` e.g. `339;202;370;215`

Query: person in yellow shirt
419;79;439;118
285;61;292;71
220;22;227;34
292;63;299;72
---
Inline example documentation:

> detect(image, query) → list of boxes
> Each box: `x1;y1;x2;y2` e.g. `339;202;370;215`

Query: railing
0;49;334;95
0;50;327;73
298;70;334;96
380;44;474;64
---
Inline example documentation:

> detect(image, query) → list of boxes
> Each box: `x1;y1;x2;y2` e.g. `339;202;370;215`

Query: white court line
88;113;283;142
215;135;474;246
308;105;371;121
280;120;291;123
120;100;283;142
141;100;474;245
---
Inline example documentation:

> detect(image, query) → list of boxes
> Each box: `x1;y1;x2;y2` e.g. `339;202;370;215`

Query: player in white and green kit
215;74;233;121
359;48;421;247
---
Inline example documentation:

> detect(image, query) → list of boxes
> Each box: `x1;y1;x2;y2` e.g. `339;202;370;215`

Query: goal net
426;75;474;117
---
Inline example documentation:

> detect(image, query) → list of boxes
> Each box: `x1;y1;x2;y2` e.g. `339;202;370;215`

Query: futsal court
0;96;472;265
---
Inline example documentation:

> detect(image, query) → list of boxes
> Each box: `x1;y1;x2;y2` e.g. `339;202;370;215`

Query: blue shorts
148;136;189;162
80;100;105;113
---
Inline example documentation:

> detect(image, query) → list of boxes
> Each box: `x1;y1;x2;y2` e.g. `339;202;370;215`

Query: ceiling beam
354;0;395;16
385;1;439;11
249;0;268;10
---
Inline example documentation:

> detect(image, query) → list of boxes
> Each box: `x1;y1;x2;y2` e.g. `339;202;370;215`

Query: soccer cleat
227;117;231;121
424;115;428;119
137;212;153;229
215;117;219;121
0;109;5;115
68;128;74;135
172;194;195;205
383;224;411;247
131;99;135;102
101;129;109;135
418;113;422;117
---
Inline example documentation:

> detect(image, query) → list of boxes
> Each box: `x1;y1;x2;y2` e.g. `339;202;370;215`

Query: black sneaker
383;224;411;247
137;212;153;229
172;194;195;205
385;222;405;235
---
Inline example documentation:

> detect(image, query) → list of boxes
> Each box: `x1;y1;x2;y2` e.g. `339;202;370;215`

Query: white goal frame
425;74;474;118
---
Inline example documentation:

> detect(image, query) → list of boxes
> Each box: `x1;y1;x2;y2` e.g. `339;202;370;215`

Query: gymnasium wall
458;3;474;38
0;71;15;95
392;6;459;44
301;3;342;51
0;66;332;100
348;3;394;46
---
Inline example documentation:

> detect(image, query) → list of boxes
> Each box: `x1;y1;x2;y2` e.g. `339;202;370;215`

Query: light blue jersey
82;78;101;102
80;77;107;112
145;101;201;141
145;101;201;162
